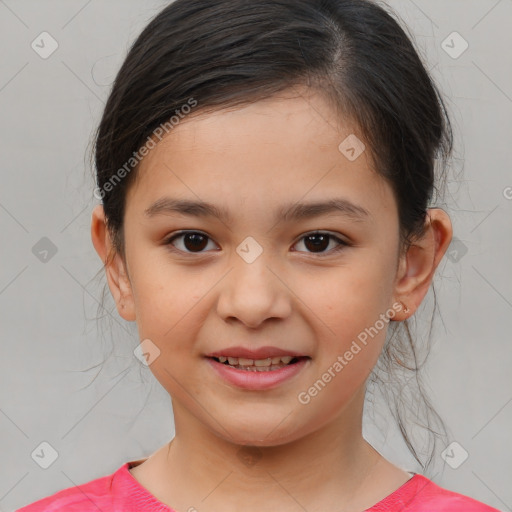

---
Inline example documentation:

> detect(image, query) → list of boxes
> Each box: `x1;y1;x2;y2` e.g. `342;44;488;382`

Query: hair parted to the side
89;0;454;474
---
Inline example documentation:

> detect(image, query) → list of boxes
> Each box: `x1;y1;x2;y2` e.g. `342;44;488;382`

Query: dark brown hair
91;0;453;473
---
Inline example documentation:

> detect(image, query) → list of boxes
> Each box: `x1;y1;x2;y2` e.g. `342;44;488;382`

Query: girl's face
96;89;414;446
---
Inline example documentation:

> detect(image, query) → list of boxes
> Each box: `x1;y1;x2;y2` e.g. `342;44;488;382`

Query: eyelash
163;230;350;256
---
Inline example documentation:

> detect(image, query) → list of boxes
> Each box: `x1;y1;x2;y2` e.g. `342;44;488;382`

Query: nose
215;250;292;329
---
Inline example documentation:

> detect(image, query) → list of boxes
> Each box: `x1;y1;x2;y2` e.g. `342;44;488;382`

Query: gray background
0;1;511;511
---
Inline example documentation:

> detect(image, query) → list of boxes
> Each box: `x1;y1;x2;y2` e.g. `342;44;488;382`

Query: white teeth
215;355;298;368
254;358;272;367
238;365;286;372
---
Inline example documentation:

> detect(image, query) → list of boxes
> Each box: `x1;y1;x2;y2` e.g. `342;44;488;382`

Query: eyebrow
144;197;370;223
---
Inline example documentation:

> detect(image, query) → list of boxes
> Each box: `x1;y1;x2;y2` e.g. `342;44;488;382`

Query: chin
216;417;305;448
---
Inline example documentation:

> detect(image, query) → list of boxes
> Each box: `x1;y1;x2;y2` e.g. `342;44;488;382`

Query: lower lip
206;357;309;390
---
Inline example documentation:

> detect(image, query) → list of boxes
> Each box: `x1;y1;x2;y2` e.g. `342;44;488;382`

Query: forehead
140;90;357;164
126;90;395;223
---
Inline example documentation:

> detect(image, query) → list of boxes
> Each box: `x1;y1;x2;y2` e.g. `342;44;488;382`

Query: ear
90;204;136;321
392;208;452;321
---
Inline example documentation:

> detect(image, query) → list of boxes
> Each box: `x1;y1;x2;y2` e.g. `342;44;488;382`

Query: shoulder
387;474;502;512
16;463;129;511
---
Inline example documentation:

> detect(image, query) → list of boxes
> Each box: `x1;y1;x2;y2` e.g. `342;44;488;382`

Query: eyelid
293;230;350;246
164;229;351;256
164;230;219;252
291;231;350;256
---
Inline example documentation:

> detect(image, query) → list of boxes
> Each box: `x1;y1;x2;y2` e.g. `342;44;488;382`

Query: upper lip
206;346;308;359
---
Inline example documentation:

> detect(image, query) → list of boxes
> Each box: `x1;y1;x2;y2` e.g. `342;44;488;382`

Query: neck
140;388;392;511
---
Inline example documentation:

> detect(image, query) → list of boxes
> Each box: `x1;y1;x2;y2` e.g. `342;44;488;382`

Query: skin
91;87;452;512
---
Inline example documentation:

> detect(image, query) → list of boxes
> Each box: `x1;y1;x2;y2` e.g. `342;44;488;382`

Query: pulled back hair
92;0;453;473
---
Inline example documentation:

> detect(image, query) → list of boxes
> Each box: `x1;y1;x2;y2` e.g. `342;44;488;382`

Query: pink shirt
17;459;501;511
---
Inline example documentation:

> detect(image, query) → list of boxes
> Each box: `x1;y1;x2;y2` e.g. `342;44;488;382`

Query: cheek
304;257;395;327
132;274;208;397
299;256;395;375
129;258;208;350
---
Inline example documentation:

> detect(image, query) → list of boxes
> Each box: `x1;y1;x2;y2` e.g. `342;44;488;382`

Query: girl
18;0;500;510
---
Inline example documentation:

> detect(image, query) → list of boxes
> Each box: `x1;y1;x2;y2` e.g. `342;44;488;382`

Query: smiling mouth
210;355;308;372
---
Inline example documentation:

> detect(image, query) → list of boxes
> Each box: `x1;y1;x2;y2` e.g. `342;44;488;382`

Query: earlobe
90;205;136;322
392;208;453;321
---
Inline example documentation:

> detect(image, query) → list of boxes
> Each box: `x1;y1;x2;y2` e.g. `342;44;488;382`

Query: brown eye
293;232;348;255
165;231;217;253
164;230;348;256
303;234;330;253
